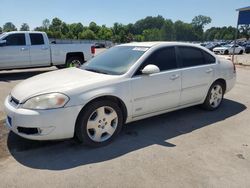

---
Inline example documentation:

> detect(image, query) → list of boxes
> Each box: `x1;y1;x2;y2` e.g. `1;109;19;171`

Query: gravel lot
0;52;250;187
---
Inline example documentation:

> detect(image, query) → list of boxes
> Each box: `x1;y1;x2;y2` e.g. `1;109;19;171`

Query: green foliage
20;23;30;31
3;22;17;32
6;15;247;43
0;27;2;33
204;26;237;40
79;29;96;40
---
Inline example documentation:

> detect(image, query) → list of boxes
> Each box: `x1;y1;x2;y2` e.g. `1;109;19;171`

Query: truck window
30;33;44;45
3;34;26;46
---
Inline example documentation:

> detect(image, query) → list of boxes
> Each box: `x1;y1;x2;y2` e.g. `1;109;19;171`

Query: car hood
11;68;118;102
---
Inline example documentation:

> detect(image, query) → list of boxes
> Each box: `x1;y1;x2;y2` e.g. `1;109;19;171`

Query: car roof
5;31;45;34
119;41;202;48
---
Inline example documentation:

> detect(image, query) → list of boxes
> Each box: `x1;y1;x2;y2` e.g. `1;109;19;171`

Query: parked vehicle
245;44;250;54
94;43;106;48
5;42;236;147
213;44;244;55
0;31;95;70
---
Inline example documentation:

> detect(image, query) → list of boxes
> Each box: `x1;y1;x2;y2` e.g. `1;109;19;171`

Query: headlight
22;93;69;110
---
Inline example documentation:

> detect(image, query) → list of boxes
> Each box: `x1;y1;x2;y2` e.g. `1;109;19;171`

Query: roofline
236;6;250;11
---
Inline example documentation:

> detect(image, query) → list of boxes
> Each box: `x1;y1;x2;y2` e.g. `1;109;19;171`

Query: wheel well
76;95;128;124
214;78;226;92
66;52;85;63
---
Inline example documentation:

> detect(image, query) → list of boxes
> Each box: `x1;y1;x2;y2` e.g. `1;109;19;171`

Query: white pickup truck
0;31;95;70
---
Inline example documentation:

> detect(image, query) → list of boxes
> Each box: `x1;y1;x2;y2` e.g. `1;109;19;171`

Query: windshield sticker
132;47;149;52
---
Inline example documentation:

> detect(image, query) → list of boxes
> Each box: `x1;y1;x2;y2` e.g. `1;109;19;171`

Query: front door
0;33;30;69
131;47;181;117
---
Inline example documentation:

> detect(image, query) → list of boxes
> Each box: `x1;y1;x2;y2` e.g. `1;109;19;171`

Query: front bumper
4;97;82;140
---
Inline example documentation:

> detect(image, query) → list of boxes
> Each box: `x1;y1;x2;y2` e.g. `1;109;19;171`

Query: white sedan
5;42;236;147
213;44;244;55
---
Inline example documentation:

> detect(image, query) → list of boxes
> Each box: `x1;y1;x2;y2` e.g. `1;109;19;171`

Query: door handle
20;47;28;51
205;68;213;73
170;74;180;80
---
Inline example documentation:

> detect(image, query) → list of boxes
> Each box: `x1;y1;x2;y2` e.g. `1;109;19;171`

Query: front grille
9;96;20;107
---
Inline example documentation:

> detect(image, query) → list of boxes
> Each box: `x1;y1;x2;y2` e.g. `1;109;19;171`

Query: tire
66;56;84;68
74;100;123;147
239;50;243;55
224;50;229;55
201;81;225;111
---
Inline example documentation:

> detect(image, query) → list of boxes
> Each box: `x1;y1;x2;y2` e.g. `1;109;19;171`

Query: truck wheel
224;50;229;55
74;100;123;147
239;50;243;55
66;57;84;68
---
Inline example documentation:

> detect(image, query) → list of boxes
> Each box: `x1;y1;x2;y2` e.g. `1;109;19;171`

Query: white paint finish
180;64;216;105
131;70;181;116
0;31;93;69
4;42;236;141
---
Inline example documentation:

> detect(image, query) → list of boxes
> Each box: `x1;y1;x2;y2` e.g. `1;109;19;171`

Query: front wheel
75;100;123;147
201;82;224;111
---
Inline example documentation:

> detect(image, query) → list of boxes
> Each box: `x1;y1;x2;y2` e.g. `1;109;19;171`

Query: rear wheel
202;82;224;111
66;56;84;68
239;50;243;55
75;100;123;147
224;50;229;55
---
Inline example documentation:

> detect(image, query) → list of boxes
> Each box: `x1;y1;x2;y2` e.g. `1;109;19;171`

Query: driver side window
3;34;26;46
135;47;177;75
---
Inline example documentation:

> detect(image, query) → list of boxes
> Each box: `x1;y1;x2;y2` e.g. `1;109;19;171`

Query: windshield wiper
84;68;108;74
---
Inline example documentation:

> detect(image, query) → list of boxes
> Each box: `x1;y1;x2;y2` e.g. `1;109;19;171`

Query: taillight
91;46;95;55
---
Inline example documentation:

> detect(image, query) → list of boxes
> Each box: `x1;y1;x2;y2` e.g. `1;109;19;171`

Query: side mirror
0;40;6;47
141;64;160;75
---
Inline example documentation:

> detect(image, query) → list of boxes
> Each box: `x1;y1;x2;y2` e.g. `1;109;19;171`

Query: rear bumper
4;96;82;140
225;74;236;93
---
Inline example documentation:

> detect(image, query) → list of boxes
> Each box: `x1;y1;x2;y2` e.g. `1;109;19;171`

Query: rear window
203;51;216;64
179;47;205;67
30;33;44;45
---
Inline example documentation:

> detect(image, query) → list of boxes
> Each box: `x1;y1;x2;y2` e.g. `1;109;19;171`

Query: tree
0;27;2;33
69;23;84;39
160;19;174;41
3;22;17;32
89;22;100;34
239;25;250;40
49;17;62;32
42;19;50;30
142;29;162;41
192;15;212;29
79;29;96;40
133;15;165;34
20;23;30;31
97;25;112;40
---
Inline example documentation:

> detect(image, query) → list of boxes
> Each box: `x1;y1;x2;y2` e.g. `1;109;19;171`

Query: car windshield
0;33;6;39
224;45;233;48
82;46;148;75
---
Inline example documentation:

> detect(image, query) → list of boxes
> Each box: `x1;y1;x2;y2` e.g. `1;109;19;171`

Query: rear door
131;46;181;117
177;46;216;106
29;33;50;66
0;33;30;69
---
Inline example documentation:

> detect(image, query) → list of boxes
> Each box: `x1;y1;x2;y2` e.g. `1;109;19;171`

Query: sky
0;0;249;30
